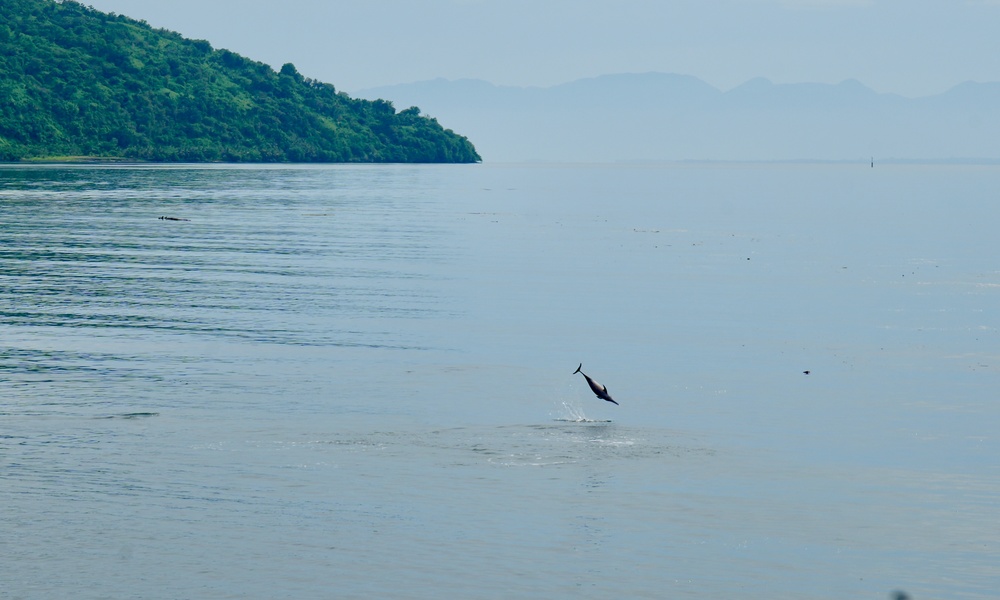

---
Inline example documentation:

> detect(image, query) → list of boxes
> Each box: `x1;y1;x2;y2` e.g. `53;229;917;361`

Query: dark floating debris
98;412;160;420
158;216;190;221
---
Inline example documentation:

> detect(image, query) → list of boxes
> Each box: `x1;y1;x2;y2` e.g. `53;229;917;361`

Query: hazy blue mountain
356;74;1000;162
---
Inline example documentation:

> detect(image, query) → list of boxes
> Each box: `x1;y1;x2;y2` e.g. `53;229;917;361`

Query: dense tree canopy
0;0;481;162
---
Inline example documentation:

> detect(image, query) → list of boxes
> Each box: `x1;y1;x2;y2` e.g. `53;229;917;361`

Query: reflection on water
2;163;999;599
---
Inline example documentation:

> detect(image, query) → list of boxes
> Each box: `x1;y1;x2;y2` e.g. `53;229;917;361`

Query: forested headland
0;0;481;162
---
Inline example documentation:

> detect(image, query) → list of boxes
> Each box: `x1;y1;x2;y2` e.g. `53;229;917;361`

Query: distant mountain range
357;74;1000;162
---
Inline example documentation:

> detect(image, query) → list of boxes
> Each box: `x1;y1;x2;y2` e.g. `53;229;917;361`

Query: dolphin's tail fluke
573;363;582;375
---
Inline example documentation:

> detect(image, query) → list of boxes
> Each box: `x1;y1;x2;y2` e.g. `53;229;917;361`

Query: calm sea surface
1;163;998;599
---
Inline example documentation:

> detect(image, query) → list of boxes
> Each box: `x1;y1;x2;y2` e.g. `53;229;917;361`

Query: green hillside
0;0;481;162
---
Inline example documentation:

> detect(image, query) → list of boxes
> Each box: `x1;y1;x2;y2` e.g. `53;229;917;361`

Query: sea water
1;162;998;599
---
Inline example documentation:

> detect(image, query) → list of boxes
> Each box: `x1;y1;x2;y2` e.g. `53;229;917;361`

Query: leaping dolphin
573;363;619;405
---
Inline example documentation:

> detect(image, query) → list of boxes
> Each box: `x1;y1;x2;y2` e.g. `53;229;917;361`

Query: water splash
552;400;610;423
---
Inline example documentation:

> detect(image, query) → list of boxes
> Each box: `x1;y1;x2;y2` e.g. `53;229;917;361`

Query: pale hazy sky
81;0;1000;97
